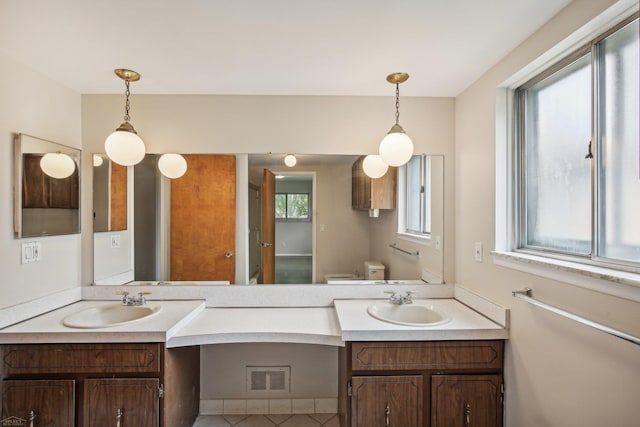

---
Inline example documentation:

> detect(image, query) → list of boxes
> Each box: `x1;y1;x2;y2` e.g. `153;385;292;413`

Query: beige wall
455;1;640;425
0;51;82;309
82;95;456;285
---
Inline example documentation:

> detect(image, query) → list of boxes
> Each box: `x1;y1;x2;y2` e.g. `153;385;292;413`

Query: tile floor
192;414;341;427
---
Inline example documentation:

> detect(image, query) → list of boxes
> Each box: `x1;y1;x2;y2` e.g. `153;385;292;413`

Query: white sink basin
62;303;162;329
367;303;450;327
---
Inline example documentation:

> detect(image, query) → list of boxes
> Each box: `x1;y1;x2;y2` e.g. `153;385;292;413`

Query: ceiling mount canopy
379;72;414;167
104;68;146;166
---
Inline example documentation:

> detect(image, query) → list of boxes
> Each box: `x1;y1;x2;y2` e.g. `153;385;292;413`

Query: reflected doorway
249;171;316;284
273;173;314;284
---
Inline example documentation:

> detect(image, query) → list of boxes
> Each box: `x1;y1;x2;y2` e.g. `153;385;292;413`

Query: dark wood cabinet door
84;378;159;427
351;375;423;427
431;374;502;427
1;379;75;427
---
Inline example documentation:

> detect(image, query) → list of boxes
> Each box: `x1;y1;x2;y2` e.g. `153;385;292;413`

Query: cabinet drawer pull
464;403;471;427
116;408;123;427
384;404;390;427
28;410;36;427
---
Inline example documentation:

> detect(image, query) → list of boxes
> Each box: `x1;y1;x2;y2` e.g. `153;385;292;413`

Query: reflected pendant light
158;153;188;179
379;72;413;167
40;152;76;179
362;154;389;179
105;69;146;166
93;154;104;167
284;154;297;167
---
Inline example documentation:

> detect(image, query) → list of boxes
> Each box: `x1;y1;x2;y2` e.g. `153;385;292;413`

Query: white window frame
494;2;640;302
397;154;432;245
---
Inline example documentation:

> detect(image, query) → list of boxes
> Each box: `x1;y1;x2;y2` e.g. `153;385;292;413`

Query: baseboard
200;398;338;415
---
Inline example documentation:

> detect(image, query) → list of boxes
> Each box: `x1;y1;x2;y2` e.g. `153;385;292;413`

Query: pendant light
284;154;297;167
158;153;188;179
40;152;76;179
379;72;413;167
362;154;389;179
105;69;146;166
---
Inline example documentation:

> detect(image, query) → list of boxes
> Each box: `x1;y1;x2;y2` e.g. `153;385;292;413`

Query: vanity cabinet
84;378;159;427
2;379;75;426
0;343;199;427
351;375;423;427
352;156;397;211
431;374;502;427
340;340;504;427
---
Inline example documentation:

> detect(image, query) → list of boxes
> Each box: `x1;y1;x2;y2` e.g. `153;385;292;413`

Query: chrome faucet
385;290;414;305
118;291;150;306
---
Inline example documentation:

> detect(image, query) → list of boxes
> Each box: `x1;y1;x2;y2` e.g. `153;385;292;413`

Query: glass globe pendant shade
362;154;389;179
284;154;297;167
105;122;146;166
379;124;414;167
40;152;76;179
158;153;188;179
93;154;104;167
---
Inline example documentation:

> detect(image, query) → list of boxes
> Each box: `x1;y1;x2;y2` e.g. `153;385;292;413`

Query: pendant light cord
395;83;400;125
124;79;131;123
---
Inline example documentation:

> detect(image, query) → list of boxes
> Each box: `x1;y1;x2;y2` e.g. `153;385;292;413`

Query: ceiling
0;0;572;96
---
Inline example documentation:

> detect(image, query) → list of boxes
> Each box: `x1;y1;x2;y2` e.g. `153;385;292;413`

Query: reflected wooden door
170;155;236;283
260;168;275;284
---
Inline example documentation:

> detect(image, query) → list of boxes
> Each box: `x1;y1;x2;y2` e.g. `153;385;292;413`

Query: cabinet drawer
351;341;504;371
1;343;161;374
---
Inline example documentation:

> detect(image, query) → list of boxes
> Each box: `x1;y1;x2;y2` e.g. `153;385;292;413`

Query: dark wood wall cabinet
352;156;397;211
340;340;505;427
0;343;199;427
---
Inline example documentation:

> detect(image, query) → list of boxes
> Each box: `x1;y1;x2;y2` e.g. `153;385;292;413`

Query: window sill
396;232;432;247
492;251;640;303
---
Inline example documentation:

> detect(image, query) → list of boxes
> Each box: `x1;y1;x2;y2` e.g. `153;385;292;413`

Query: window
515;16;639;270
399;154;431;238
275;193;310;220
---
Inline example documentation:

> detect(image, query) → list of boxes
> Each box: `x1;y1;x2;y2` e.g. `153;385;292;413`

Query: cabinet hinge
347;382;352;397
159;383;164;399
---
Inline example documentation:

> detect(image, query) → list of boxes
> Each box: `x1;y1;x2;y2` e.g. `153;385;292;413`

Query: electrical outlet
110;234;121;249
474;242;483;262
21;242;42;263
33;241;42;261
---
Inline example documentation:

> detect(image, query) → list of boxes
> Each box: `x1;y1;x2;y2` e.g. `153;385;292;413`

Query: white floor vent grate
246;366;290;393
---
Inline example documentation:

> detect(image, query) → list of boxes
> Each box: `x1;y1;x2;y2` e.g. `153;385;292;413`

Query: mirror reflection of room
92;152;444;286
15;134;81;238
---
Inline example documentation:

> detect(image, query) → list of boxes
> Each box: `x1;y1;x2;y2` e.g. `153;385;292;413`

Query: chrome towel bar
512;288;640;346
389;243;420;257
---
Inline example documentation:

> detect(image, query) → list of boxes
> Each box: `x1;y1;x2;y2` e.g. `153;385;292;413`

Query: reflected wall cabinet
352;156;397;211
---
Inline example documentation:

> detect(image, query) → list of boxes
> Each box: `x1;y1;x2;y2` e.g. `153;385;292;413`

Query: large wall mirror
14;133;81;238
93;153;444;286
93;154;128;232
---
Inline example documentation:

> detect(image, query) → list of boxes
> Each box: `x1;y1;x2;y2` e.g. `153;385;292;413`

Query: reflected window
399;154;431;238
275;193;310;220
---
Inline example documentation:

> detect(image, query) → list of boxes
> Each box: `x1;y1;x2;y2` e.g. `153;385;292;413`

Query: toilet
364;261;385;280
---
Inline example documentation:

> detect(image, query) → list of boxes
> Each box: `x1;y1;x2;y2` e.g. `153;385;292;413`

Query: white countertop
0;300;205;344
0;293;508;346
334;299;508;341
166;307;343;348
